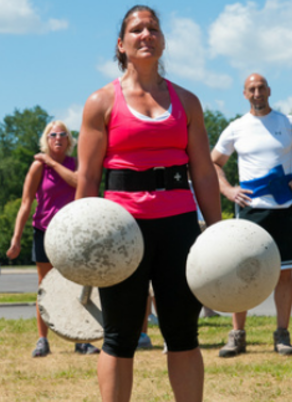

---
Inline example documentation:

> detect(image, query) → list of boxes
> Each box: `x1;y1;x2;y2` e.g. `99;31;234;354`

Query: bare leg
36;262;52;338
97;351;133;402
168;348;204;402
274;269;292;329
232;311;247;330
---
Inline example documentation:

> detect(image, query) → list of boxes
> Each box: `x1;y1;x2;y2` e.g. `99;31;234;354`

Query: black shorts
99;211;202;358
32;227;50;263
239;205;292;269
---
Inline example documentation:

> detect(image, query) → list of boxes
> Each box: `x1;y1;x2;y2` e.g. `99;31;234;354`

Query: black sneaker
75;343;100;355
32;338;50;358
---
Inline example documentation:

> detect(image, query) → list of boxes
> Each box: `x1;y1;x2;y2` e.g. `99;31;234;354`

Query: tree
204;110;240;214
0;199;37;265
0;106;52;210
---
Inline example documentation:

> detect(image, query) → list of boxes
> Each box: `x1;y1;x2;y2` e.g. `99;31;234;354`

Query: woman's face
47;125;69;154
118;10;164;65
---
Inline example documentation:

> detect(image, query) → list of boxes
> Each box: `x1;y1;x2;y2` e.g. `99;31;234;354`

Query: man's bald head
244;73;269;90
243;73;271;116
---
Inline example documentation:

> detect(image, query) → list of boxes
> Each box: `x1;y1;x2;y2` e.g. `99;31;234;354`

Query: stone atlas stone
186;219;281;313
38;268;104;342
44;197;144;287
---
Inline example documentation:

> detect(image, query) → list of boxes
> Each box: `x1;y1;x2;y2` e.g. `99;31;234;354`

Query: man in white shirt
211;73;292;357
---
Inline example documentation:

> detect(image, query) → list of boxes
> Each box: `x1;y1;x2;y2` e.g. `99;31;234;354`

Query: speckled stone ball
45;197;144;287
186;219;281;313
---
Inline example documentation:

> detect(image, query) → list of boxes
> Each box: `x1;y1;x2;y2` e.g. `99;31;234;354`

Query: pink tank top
33;156;76;231
104;78;196;219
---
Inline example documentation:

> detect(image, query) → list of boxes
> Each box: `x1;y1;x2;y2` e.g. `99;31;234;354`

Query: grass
0;293;37;303
0;265;37;304
1;265;36;270
1;316;292;401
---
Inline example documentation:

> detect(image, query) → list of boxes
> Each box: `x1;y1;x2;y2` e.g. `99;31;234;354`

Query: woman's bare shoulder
171;82;200;106
170;81;203;122
85;81;115;114
30;160;43;173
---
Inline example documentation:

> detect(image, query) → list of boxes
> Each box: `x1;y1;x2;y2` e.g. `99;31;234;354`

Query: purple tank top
33;156;76;231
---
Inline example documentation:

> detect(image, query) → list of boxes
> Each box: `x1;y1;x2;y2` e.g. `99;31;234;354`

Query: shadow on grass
199;321;232;328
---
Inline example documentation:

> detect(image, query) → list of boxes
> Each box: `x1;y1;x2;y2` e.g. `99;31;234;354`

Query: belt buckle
153;166;166;191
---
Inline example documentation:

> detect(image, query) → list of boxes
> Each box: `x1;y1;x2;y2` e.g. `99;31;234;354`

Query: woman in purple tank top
6;120;99;357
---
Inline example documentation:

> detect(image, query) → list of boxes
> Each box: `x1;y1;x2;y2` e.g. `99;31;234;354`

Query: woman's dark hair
115;5;161;71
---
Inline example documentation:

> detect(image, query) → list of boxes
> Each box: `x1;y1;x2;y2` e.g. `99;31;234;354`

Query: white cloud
215;99;225;111
96;18;232;89
164;17;232;89
96;60;122;79
273;97;292;114
209;0;292;70
47;18;68;32
56;104;83;132
0;0;68;34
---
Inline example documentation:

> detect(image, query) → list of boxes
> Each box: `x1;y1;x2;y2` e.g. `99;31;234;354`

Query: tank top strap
165;79;187;124
111;78;130;120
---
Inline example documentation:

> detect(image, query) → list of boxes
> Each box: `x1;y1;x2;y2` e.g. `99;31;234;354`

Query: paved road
0;267;278;320
0;270;38;293
0;268;38;319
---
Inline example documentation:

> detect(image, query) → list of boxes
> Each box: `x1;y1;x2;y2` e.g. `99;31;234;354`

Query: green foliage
0;106;52;210
71;130;79;157
204;109;240;214
0;199;37;265
222;211;234;220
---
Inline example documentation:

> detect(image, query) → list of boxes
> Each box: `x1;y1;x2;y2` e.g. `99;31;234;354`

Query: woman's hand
6;239;21;260
34;153;56;168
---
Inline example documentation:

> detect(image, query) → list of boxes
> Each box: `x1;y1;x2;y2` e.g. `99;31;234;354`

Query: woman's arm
76;84;114;199
34;153;78;188
6;161;43;259
175;85;221;226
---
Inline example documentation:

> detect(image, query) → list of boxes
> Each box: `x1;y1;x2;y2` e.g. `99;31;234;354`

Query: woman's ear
117;38;126;54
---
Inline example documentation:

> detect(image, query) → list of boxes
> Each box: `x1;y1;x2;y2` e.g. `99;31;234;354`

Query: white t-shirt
215;110;292;209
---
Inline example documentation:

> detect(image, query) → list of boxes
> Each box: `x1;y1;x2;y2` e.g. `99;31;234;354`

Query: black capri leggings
99;211;202;358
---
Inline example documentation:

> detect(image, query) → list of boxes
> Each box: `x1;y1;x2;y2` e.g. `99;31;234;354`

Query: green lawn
1;316;292;401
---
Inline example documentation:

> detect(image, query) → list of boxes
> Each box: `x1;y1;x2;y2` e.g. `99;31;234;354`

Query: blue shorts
32;227;50;263
99;211;202;358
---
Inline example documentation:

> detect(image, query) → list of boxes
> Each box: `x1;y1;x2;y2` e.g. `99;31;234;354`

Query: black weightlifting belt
105;164;189;192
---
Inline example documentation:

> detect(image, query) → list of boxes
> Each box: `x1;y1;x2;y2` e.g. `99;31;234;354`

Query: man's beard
253;103;266;111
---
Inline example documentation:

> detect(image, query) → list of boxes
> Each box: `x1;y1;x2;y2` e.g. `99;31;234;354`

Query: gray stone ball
45;197;144;287
186;219;281;312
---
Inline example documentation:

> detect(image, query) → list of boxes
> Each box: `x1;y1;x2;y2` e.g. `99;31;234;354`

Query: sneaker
273;328;292;355
219;330;246;358
137;333;153;349
32;337;50;358
75;343;100;355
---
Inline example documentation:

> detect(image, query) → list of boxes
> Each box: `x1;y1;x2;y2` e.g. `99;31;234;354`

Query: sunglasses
47;132;68;139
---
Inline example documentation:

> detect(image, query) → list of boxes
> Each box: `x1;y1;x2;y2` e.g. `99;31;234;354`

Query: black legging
99;211;202;358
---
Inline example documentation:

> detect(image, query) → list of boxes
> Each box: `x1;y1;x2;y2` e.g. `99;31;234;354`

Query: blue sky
1;0;292;131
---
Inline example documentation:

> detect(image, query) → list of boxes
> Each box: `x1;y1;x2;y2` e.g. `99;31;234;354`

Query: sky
1;0;292;131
